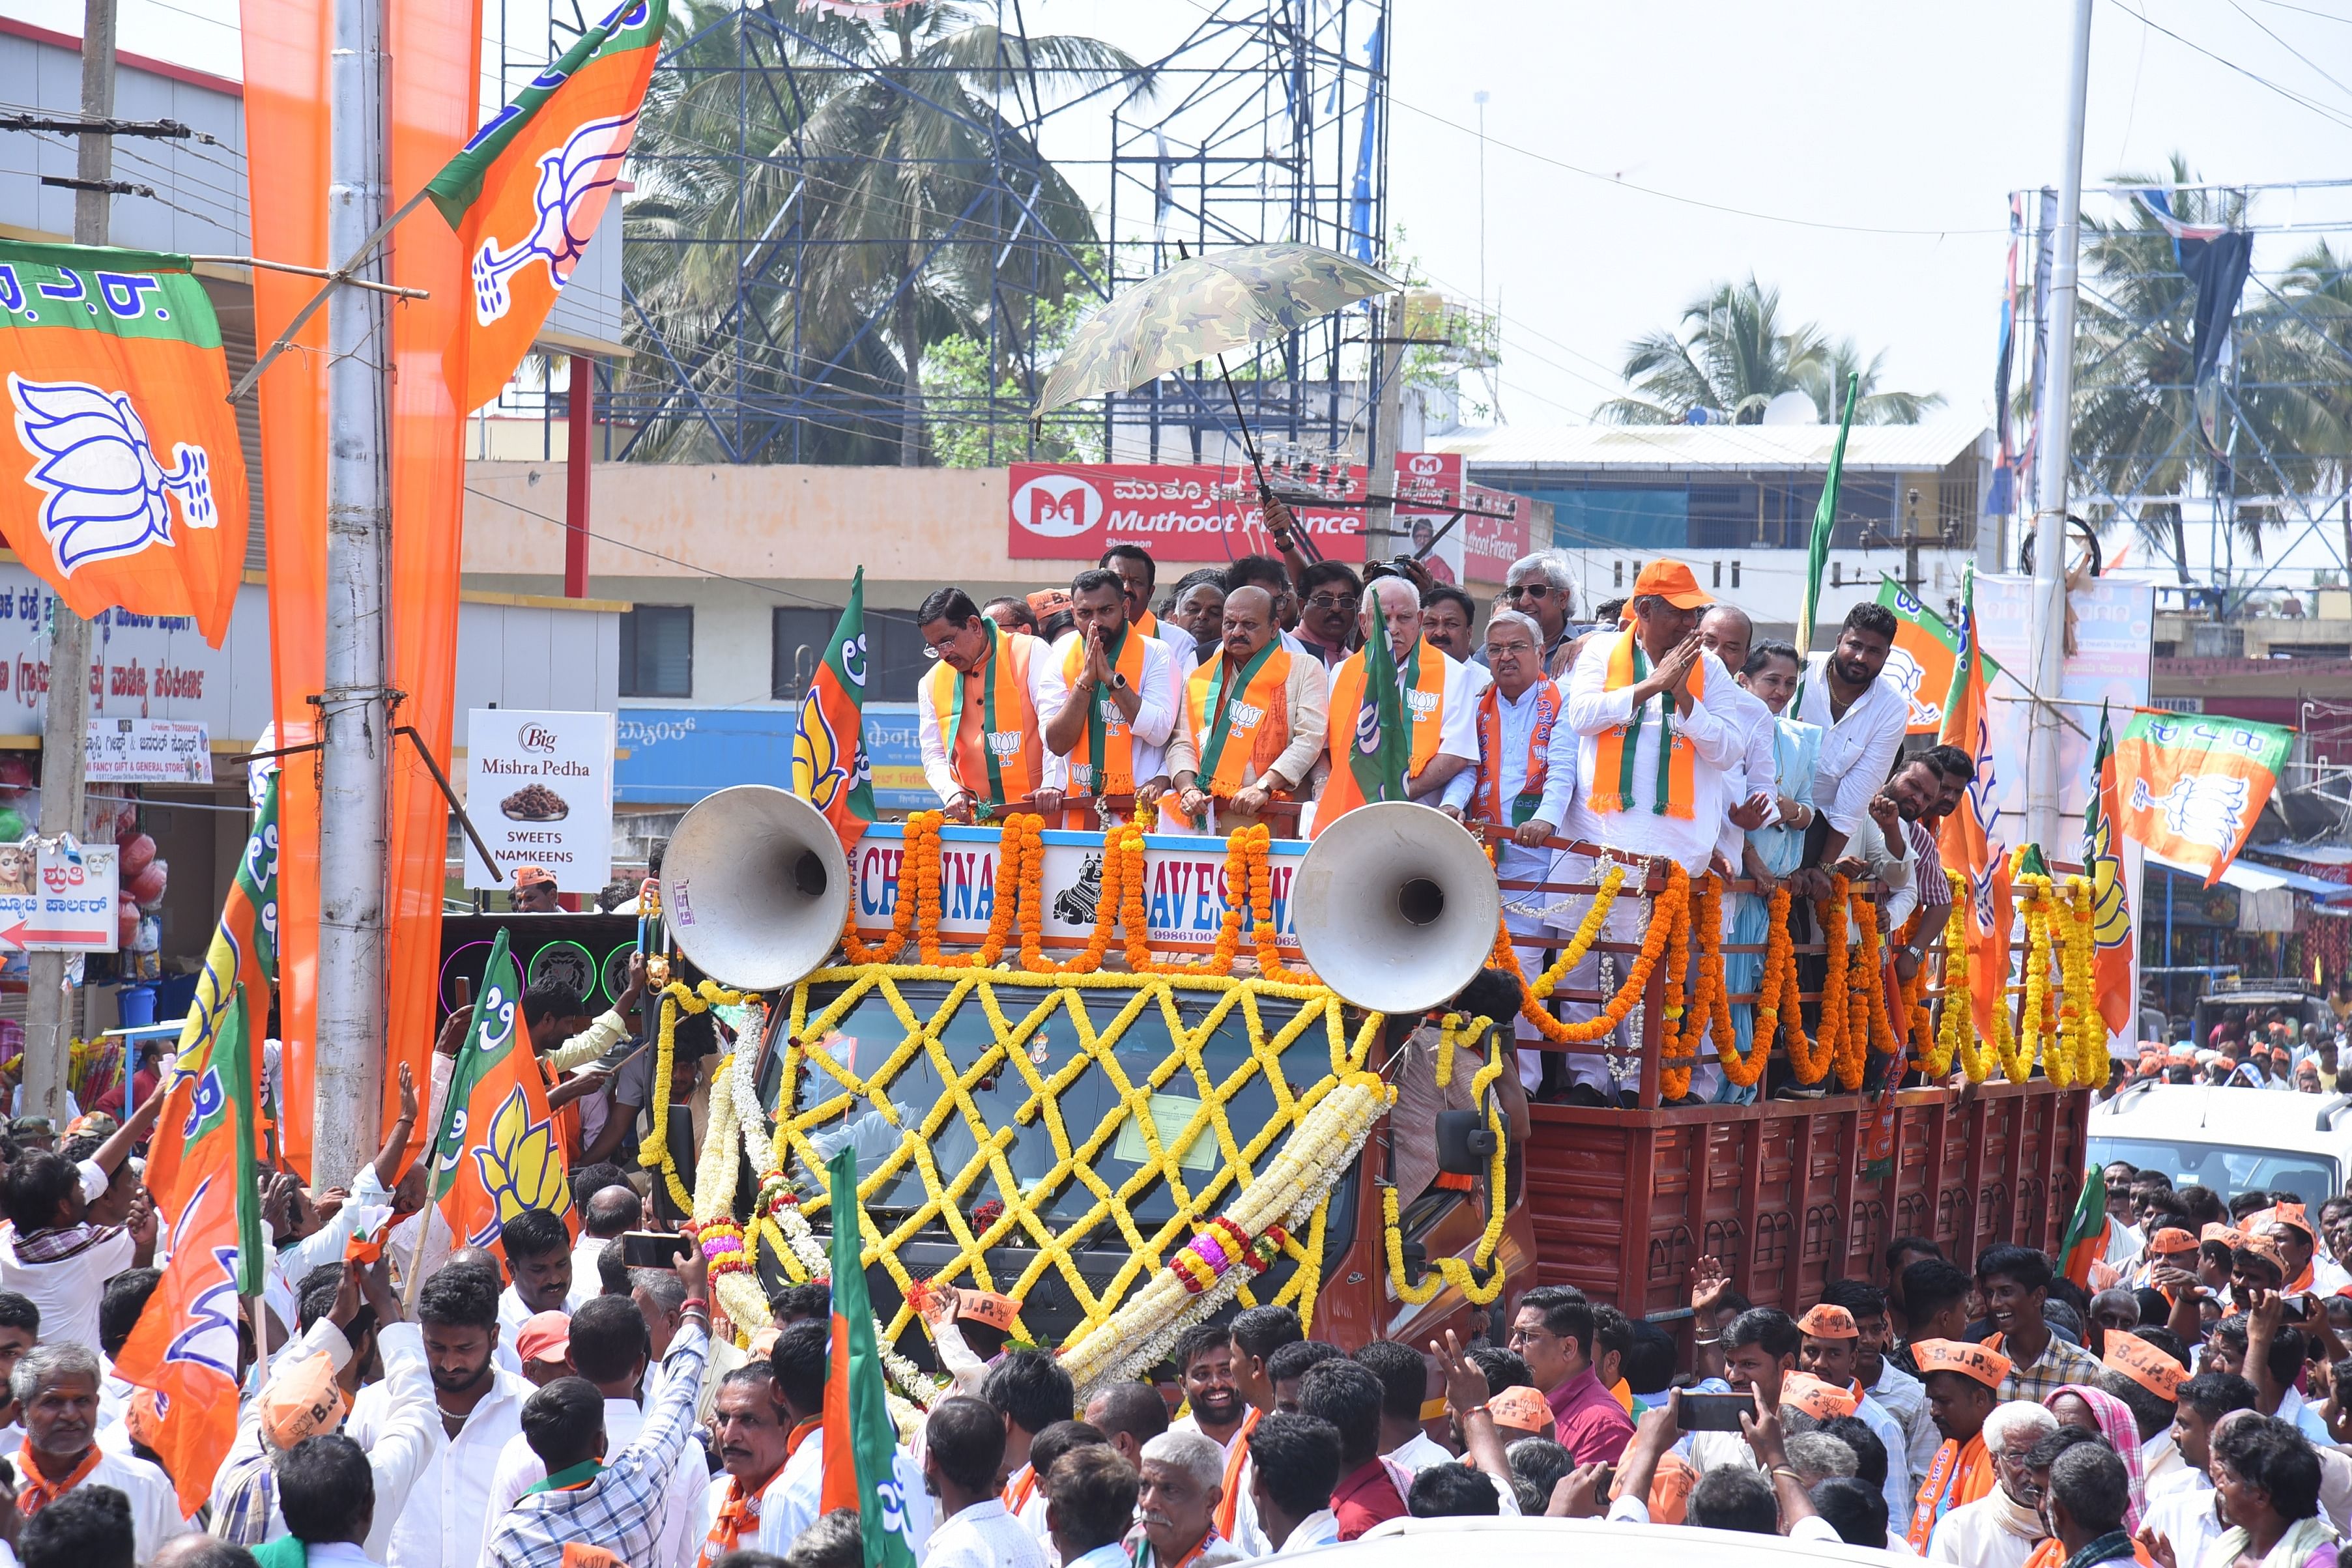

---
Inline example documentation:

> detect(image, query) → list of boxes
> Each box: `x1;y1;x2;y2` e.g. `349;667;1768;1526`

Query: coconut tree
618;1;1145;465
1597;276;1942;425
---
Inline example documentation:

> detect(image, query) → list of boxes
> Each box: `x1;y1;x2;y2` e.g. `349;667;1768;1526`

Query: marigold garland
1811;877;1860;1089
1656;882;1698;1100
1851;887;1900;1061
1500;861;1684;1047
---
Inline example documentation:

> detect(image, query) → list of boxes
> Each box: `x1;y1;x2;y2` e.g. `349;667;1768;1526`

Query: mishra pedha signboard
465;708;615;892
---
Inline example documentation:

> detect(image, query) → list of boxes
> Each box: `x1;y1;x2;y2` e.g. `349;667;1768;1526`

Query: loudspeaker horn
1291;800;1503;1014
659;785;851;990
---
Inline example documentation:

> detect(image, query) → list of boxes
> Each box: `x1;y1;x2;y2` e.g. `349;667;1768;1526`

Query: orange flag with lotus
0;240;248;646
425;0;665;413
419;928;573;1246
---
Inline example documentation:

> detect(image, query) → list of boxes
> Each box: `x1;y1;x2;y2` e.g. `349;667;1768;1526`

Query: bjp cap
517;1311;572;1366
1487;1385;1555;1438
2148;1227;2200;1257
1625;561;1713;612
956;1289;1022;1333
1779;1371;1859;1420
261;1352;349;1450
2104;1333;2188;1401
1796;1304;1859;1340
1912;1339;2011;1391
2237;1234;2289;1274
2202;1223;2247;1248
2256;1203;2316;1242
511;864;556;891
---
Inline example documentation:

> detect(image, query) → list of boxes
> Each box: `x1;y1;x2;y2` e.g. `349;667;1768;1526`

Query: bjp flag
792;567;877;855
420;928;573;1246
820;1147;922;1568
425;0;666;412
0;240;248;646
2114;709;2293;888
147;775;280;1215
2082;706;2134;1040
1875;575;1973;735
1937;569;2011;1042
115;986;265;1515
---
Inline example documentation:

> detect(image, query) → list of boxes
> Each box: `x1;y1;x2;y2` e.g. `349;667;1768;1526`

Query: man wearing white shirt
10;1341;187;1561
1442;610;1579;1093
1245;1412;1343;1554
495;1209;574;1361
693;1363;810;1563
1545;564;1743;1104
567;1183;641;1311
0;1098;160;1354
2139;1374;2258;1565
925;1397;1048;1568
1791;603;1908;873
482;1297;708;1568
917;588;1069;823
345;1262;533;1568
1044;571;1180;828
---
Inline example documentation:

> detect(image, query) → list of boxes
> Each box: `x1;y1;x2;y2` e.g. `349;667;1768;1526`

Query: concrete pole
313;0;392;1185
2027;0;2094;853
24;0;116;1128
1365;294;1403;558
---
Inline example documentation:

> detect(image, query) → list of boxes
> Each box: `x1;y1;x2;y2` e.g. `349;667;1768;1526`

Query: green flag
422;928;571;1247
1349;590;1411;806
822;1148;921;1568
1795;373;1860;657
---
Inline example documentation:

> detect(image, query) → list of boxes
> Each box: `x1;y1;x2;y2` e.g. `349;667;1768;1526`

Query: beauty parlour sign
848;821;1305;954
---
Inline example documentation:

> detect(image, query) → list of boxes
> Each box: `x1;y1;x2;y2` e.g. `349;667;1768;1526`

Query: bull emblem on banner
471;111;638;324
9;374;216;573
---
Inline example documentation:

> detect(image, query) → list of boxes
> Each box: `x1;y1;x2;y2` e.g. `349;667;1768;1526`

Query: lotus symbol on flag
472;111;638;324
2131;773;2249;855
793;687;852;810
471;1084;571;1242
9;374;217;575
2087;805;2130;948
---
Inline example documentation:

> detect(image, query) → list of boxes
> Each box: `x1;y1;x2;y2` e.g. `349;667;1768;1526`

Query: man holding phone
1684;1309;1800;1477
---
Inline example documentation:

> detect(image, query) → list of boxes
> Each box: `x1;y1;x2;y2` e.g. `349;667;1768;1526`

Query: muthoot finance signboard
465;709;615;892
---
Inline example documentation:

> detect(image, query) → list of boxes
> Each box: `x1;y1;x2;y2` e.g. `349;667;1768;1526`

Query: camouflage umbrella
1033;242;1400;416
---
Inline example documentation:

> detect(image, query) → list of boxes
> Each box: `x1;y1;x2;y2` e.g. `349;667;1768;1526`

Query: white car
1301;1516;1896;1566
2088;1081;2352;1206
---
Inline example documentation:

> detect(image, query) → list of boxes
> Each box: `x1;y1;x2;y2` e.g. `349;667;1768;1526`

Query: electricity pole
314;0;392;1186
1366;294;1403;558
2027;0;2093;853
24;0;115;1128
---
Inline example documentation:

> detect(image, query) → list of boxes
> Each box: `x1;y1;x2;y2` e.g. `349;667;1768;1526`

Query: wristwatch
1111;672;1129;691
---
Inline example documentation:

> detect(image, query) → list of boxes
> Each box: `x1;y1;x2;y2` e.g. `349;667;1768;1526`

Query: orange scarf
923;626;1042;809
1317;639;1447;834
1907;1433;1994;1551
1003;1462;1039;1514
1059;627;1151;799
1587;627;1707;820
1473;677;1560;827
1183;644;1295;800
1212;1406;1264;1538
697;1419;820;1568
17;1444;101;1519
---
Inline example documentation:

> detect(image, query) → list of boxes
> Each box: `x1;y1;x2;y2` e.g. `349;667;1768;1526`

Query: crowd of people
911;538;1976;1105
0;1098;2333;1568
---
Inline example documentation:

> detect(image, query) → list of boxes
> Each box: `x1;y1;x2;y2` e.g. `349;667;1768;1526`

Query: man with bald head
1696;604;1781;1103
1311;574;1479;836
1166;584;1331;837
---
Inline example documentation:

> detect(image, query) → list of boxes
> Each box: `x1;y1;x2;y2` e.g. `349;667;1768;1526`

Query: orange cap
1026;589;1073;621
511;864;555;891
1487;1385;1556;1437
517;1311;572;1365
2104;1333;2188;1400
956;1289;1021;1332
747;1324;782;1359
2237;1234;2289;1275
1796;1304;1859;1339
260;1352;349;1450
1779;1371;1859;1420
2256;1203;2316;1242
1913;1339;2011;1391
1626;560;1713;612
2202;1223;2247;1248
2148;1227;2200;1257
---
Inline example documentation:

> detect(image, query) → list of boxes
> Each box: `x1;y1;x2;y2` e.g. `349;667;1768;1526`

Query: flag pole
400;1199;437;1314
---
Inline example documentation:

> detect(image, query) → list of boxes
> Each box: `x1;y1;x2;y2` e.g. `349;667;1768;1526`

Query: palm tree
618;2;1145;465
1597;276;1942;425
2061;155;2352;573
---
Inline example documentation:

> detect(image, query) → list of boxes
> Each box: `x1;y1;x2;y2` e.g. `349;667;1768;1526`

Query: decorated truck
550;788;2097;1400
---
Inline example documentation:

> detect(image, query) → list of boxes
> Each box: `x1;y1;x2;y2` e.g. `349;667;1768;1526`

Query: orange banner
240;0;331;1174
382;0;483;1142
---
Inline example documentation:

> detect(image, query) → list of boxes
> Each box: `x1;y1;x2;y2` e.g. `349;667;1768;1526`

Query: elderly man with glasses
1478;553;1577;672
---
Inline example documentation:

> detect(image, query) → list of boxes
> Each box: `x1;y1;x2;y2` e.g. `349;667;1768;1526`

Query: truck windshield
764;980;1345;1231
2087;1134;2339;1211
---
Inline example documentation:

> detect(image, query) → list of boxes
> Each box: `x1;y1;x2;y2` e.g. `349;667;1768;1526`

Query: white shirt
925;1499;1049;1568
1714;679;1785;866
695;1464;799;1559
1560;642;1743;872
35;1446;189;1561
1440;676;1578;831
0;1222;136;1352
749;1423;936;1558
1794;654;1909;842
917;633;1072;804
1844;812;1919;930
309;1544;386;1568
348;1357;534;1568
485;1392;709;1568
1383;1430;1520;1513
499;1283;562;1361
2142;1480;2224;1568
1924;1486;2043;1568
569;1236;620;1310
1051;630;1181;793
2144;1432;2200;1500
1277;1511;1340;1554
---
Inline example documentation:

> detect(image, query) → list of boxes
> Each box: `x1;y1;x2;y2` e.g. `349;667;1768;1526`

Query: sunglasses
1304;593;1360;612
1504;583;1554;600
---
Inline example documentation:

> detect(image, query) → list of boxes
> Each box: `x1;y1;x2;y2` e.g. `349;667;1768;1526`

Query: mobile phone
1590;1464;1616;1500
1678;1392;1753;1433
620;1230;691;1268
454;976;472;1010
2282;1294;2310;1323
